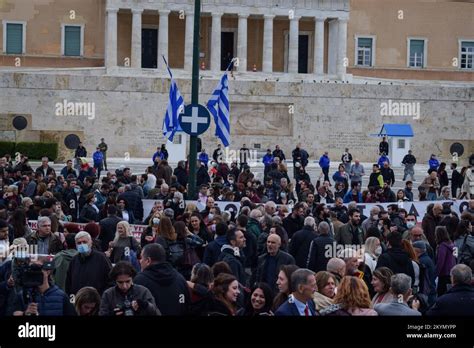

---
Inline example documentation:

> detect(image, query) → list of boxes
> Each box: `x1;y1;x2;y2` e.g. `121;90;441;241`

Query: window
356;37;374;67
460;41;474;70
398;139;406;149
408;39;426;68
3;22;26;54
62;24;83;56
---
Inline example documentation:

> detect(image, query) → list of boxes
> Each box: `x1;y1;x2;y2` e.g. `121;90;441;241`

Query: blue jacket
378;155;390;167
426;284;474;316
16;285;75;316
199;153;209;165
262;154;274;166
319;155;330;169
343;190;363;203
275;297;318;316
152;151;164;163
93;151;104;165
429;158;439;170
203;235;227;266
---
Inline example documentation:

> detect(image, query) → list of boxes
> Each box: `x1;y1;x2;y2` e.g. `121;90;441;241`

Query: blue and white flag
162;56;184;142
207;71;230;147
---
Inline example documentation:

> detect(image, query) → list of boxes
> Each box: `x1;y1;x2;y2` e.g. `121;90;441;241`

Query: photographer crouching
12;255;75;316
99;261;161;316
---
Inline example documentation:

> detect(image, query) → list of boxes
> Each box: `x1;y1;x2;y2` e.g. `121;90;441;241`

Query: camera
114;297;134;316
14;262;44;289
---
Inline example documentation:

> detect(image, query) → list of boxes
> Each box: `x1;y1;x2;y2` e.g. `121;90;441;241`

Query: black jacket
376;247;415;285
79;203;99;223
380;167;395;186
217;245;246;286
133;262;190;316
307;235;335;272
99;215;123;251
379;141;389;155
173;166;188;188
99;284;161;316
402;154;416;165
255;250;295;293
118;191;143;222
282;214;304;239
66;250;113;295
426;284;474;316
196;166;210;187
288;226;317;268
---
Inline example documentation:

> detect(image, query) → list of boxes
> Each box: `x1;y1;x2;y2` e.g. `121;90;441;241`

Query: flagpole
187;0;201;200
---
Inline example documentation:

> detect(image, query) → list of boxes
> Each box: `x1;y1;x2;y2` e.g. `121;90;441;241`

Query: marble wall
0;71;473;164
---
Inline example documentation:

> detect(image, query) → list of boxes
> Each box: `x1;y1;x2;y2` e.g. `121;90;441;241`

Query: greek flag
207;71;230;147
162;56;184;142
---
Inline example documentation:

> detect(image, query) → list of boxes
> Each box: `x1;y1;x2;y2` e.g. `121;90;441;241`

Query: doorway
142;28;158;68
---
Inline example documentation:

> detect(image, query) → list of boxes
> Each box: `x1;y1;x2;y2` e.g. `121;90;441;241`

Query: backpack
167;240;185;266
458;234;474;266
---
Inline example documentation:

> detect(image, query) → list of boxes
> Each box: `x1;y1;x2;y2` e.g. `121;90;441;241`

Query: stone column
105;9;118;68
158;9;170;70
237;14;248;72
131;9;143;68
184;12;194;71
211;12;222;72
336;18;348;77
262;14;274;73
288;16;300;73
313;17;325;75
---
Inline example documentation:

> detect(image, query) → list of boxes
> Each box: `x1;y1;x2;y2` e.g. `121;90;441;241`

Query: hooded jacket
53;249;79;291
217;245;246;285
133;262;189;315
203;235;227;266
99;284;161;316
376;247;415;285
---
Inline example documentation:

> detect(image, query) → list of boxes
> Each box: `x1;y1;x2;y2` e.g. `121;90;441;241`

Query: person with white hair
65;231;112;296
337;247;361;277
26;216;63;255
374;274;421;316
288;216;317;268
427;264;474;316
264;201;277;216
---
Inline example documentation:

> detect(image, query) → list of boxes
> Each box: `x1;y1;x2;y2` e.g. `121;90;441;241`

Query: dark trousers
102;153;107;170
322;167;330;182
451;185;458;199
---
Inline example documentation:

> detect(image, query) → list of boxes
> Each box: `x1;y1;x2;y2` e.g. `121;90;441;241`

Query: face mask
77;243;90;254
228;180;234;184
378;224;384;231
74;187;80;194
208;213;214;221
152;218;160;225
374;246;382;256
406;221;416;229
371;215;378;221
211;224;216;232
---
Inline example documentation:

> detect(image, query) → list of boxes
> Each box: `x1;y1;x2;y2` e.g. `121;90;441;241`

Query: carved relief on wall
231;103;293;136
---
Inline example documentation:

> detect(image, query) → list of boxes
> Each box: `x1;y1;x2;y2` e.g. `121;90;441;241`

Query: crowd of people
0;140;473;316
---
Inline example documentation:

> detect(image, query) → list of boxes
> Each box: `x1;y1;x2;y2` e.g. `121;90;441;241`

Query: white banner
143;199;472;220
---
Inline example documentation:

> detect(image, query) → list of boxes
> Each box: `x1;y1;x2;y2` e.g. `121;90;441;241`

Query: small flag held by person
162;56;184;142
206;60;232;147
